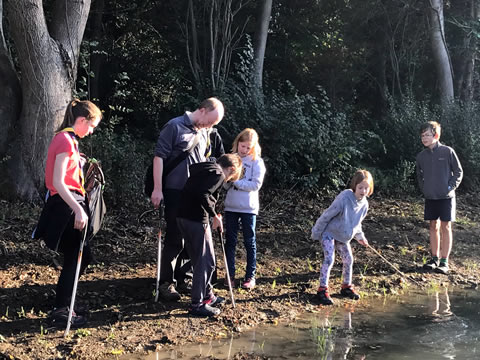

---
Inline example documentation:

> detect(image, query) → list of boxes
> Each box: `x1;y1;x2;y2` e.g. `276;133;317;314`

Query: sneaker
189;304;221;317
423;258;439;271
74;303;89;316
241;278;256;289
316;287;334;305
158;283;181;302
203;295;225;307
223;277;235;289
176;281;192;295
48;307;88;328
435;263;449;274
340;285;360;300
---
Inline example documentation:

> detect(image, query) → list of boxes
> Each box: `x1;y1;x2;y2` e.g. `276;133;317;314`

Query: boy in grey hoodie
311;170;373;305
416;121;463;274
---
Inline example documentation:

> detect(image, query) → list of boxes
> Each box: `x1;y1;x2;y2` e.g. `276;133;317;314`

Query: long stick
154;203;164;302
154;229;162;302
366;243;421;285
218;229;235;308
64;228;88;337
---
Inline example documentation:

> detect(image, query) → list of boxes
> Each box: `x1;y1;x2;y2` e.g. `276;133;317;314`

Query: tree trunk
252;0;272;92
89;0;106;100
454;0;479;103
0;0;92;201
0;0;21;156
427;0;454;106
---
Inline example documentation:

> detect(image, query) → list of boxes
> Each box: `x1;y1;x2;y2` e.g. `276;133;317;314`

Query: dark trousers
55;220;92;309
160;189;192;285
225;211;257;280
177;218;215;307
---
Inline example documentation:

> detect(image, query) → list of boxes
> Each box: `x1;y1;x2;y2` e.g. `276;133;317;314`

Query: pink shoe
241;278;256;289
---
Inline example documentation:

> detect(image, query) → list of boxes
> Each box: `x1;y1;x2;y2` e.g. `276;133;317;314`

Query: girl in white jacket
224;128;266;289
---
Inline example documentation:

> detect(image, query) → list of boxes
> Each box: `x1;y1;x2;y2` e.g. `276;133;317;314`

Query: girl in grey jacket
311;170;374;305
224;128;266;290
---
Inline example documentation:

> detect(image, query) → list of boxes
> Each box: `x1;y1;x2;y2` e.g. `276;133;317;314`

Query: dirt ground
1;191;479;360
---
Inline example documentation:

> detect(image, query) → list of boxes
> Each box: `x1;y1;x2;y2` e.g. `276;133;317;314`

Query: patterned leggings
319;234;353;287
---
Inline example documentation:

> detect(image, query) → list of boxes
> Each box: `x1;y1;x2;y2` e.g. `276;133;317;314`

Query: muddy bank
1;192;479;359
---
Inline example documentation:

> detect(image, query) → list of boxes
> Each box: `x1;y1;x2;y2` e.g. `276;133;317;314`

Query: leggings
319;235;353;288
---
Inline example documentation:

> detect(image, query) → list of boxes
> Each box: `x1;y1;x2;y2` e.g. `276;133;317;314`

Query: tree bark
252;0;272;92
454;0;479;103
427;0;454;106
0;0;21;155
0;0;92;200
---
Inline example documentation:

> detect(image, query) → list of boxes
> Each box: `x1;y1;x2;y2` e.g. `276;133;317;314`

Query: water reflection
429;287;452;318
131;289;479;360
311;310;366;360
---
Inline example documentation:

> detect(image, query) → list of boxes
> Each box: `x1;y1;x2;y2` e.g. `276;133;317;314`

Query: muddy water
131;288;480;359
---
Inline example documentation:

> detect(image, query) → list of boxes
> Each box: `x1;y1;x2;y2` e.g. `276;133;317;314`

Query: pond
130;288;480;359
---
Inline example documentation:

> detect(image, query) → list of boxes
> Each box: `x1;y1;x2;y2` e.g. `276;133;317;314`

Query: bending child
176;154;243;317
224;128;266;290
311;170;373;305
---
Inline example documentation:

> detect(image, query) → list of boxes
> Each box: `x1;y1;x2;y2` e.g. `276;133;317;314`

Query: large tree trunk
0;0;92;201
454;0;479;103
252;0;272;92
0;0;21;156
427;0;454;106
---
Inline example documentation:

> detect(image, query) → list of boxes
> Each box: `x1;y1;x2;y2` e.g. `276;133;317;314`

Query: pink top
45;132;84;196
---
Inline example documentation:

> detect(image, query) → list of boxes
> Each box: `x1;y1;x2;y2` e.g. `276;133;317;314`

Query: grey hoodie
416;142;463;200
311;190;368;243
224;155;266;215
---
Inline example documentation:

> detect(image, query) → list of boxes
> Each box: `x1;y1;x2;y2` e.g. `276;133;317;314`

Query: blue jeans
225;211;257;280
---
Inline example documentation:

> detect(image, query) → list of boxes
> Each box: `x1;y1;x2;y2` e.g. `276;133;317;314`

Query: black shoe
48;307;88;328
423;258;439;271
74;303;89;316
176;281;192;295
340;285;360;300
159;283;181;302
316;288;334;305
435;263;449;274
189;304;221;317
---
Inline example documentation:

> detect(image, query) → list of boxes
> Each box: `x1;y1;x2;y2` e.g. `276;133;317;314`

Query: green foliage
83;124;150;207
218;45;362;193
441;102;480;190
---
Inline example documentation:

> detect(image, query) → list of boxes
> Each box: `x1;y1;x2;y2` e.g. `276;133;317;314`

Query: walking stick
366;243;421;286
154;202;164;302
217;229;236;308
64;227;88;337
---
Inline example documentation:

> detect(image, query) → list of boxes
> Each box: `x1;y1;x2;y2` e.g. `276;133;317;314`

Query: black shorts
424;198;456;222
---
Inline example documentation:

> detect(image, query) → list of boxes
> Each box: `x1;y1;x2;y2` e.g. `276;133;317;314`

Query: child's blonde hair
349;169;374;196
231;128;261;160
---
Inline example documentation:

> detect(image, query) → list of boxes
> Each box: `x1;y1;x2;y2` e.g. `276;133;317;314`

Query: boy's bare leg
429;220;441;257
439;221;452;260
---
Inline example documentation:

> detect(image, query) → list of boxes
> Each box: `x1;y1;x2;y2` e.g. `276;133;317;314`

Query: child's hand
212;214;223;232
357;238;368;247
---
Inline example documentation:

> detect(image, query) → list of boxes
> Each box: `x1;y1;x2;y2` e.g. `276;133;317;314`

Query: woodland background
1;0;480;206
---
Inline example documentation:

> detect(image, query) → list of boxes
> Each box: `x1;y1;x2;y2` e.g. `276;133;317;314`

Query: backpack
84;158;106;239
